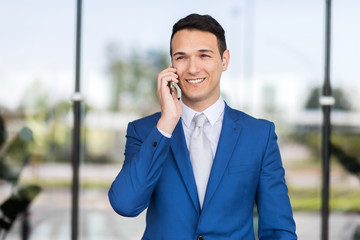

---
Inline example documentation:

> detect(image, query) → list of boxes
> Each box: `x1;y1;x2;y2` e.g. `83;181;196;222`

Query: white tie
190;113;213;208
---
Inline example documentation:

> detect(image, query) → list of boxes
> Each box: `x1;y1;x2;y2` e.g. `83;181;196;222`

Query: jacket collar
171;122;201;213
171;102;243;214
202;103;242;211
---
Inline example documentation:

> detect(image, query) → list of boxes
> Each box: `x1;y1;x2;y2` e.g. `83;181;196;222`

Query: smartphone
169;66;180;99
169;81;175;95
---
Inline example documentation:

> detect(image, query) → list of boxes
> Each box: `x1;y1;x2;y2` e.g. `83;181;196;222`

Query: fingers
157;66;179;92
156;67;182;134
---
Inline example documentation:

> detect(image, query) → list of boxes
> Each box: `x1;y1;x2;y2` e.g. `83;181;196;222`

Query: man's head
170;14;227;58
170;14;230;111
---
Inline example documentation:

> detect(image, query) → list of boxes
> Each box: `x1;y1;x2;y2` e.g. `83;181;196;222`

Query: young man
109;14;297;240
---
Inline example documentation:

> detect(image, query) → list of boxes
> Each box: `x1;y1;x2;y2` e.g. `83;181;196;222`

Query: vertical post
320;0;334;240
71;0;82;240
21;210;30;240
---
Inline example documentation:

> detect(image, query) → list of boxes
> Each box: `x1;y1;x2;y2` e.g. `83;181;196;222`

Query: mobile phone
169;66;180;99
169;81;175;95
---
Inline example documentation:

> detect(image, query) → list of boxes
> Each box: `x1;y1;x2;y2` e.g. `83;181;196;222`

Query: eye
175;56;185;60
201;54;211;58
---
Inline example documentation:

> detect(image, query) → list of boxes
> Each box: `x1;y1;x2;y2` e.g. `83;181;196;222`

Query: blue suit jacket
109;103;297;239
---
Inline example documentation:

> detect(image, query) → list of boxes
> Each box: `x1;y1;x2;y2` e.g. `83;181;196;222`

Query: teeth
188;78;205;84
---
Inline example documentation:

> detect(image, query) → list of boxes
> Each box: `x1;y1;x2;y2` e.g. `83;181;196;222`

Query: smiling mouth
186;78;206;84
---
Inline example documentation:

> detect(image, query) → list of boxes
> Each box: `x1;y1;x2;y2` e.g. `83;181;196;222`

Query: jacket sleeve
108;121;171;217
256;122;297;239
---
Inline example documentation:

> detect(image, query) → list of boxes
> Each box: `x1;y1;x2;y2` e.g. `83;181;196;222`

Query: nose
187;57;200;74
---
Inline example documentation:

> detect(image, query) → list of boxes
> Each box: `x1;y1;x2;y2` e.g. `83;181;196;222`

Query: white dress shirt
157;97;225;154
180;97;225;158
157;97;225;203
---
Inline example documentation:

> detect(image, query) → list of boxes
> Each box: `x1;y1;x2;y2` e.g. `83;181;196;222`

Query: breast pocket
227;164;258;174
223;164;260;207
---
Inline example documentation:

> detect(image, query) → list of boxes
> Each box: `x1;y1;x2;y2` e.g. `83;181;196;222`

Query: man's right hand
156;66;182;135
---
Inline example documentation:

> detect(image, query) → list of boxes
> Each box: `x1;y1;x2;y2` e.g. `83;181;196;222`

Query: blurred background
1;0;360;239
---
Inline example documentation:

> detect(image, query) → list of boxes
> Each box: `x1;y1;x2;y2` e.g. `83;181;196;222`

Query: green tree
106;44;169;114
16;81;74;163
305;87;352;110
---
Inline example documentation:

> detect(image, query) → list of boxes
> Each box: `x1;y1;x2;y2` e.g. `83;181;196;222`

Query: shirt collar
181;97;225;127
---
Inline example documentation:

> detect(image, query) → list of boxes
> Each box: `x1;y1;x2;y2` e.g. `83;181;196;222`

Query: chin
183;94;207;104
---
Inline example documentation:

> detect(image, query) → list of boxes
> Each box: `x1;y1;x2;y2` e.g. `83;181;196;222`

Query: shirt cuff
157;128;172;138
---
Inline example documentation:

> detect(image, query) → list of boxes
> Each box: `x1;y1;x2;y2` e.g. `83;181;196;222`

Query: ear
221;49;230;72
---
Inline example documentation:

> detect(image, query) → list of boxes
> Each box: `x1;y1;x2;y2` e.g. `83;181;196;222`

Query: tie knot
193;113;207;128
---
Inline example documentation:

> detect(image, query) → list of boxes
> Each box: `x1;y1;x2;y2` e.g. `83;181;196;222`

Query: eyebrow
198;49;214;54
173;51;186;57
173;49;215;57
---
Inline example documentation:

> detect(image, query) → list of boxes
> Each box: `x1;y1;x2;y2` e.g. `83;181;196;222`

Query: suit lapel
202;104;242;211
171;121;201;214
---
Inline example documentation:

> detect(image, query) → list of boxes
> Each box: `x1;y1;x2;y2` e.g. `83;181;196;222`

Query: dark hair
170;14;227;57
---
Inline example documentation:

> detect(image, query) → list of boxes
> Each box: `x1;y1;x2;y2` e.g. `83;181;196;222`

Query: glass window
1;1;359;239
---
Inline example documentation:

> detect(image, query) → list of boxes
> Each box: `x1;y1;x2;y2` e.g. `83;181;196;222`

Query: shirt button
152;141;157;147
197;236;204;240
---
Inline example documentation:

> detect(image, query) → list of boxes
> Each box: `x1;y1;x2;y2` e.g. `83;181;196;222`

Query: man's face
171;29;230;111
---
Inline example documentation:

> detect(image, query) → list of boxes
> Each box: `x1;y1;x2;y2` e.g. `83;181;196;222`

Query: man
109;14;297;240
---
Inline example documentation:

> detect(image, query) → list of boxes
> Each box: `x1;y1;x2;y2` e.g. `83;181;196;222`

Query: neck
182;95;220;112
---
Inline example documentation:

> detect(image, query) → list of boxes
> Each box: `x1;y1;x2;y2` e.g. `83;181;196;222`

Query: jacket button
197;236;204;240
152;141;157;147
